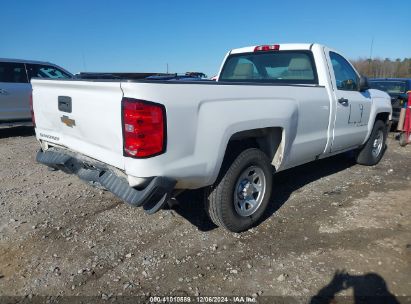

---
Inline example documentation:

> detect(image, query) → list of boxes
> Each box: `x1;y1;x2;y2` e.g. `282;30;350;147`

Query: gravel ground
0;127;410;302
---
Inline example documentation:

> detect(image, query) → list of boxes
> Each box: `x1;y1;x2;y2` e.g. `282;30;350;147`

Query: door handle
0;89;9;95
338;98;349;105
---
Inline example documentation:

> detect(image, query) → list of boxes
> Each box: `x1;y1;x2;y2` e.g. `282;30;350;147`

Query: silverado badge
61;115;76;128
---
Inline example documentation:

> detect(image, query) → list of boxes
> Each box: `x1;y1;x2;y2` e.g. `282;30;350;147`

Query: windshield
219;51;318;84
369;81;406;94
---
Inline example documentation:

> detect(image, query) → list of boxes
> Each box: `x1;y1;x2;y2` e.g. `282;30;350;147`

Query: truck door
324;50;371;152
0;62;31;121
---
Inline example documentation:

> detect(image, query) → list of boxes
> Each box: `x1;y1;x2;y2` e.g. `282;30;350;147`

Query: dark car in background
0;59;72;128
369;78;411;125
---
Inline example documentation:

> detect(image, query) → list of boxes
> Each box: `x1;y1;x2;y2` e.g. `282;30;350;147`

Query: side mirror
359;76;369;92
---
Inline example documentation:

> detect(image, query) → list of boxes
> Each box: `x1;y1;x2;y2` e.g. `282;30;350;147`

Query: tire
356;120;388;166
204;148;273;232
399;132;408;147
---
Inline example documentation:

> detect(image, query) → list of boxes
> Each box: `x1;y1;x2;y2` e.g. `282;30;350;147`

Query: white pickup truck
32;43;392;232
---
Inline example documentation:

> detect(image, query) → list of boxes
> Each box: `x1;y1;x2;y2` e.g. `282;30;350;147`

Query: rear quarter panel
121;82;330;188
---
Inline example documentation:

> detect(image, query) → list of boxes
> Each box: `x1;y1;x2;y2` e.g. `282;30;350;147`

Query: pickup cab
32;43;392;232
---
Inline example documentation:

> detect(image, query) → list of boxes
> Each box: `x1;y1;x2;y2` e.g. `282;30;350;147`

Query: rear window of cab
219;50;318;84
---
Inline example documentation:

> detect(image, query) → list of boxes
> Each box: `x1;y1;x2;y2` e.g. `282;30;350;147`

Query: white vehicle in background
0;59;72;128
31;43;391;232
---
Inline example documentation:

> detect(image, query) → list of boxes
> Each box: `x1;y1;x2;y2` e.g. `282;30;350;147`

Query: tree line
351;58;411;78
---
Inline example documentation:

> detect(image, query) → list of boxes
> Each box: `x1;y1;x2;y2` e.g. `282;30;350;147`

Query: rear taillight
254;44;280;52
122;98;166;158
30;93;36;127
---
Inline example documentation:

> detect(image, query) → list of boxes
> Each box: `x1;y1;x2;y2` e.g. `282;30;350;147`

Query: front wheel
356;120;388;166
399;132;408;147
204;148;273;232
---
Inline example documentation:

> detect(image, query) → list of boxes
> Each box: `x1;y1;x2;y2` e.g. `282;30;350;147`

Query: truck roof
229;43;315;54
0;58;56;65
369;78;411;82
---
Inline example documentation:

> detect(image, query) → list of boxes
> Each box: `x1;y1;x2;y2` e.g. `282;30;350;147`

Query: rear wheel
204;148;273;232
356;120;387;165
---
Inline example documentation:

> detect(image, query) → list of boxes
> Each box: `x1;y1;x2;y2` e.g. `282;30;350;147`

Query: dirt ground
0;127;410;302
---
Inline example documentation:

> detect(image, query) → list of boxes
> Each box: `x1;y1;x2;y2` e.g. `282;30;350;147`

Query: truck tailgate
31;79;125;170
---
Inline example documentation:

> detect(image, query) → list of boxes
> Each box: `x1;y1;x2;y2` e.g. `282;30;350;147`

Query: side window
0;62;28;83
26;64;71;80
329;52;359;91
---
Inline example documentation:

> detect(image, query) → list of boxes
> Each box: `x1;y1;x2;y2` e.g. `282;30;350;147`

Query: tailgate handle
58;96;72;113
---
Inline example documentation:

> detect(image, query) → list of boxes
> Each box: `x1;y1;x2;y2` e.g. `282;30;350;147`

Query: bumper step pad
36;149;176;214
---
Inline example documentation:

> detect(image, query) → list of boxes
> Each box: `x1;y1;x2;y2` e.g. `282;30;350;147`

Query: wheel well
375;112;390;124
224;127;283;169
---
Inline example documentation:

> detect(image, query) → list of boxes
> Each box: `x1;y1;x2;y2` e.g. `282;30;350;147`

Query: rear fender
195;98;298;185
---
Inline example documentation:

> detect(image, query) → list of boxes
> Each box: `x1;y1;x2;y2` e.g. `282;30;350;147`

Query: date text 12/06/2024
149;296;257;303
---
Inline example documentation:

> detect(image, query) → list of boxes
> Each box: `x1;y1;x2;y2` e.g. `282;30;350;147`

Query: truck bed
32;78;330;188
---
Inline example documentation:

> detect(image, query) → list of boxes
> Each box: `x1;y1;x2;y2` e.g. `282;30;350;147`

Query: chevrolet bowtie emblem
61;115;76;127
